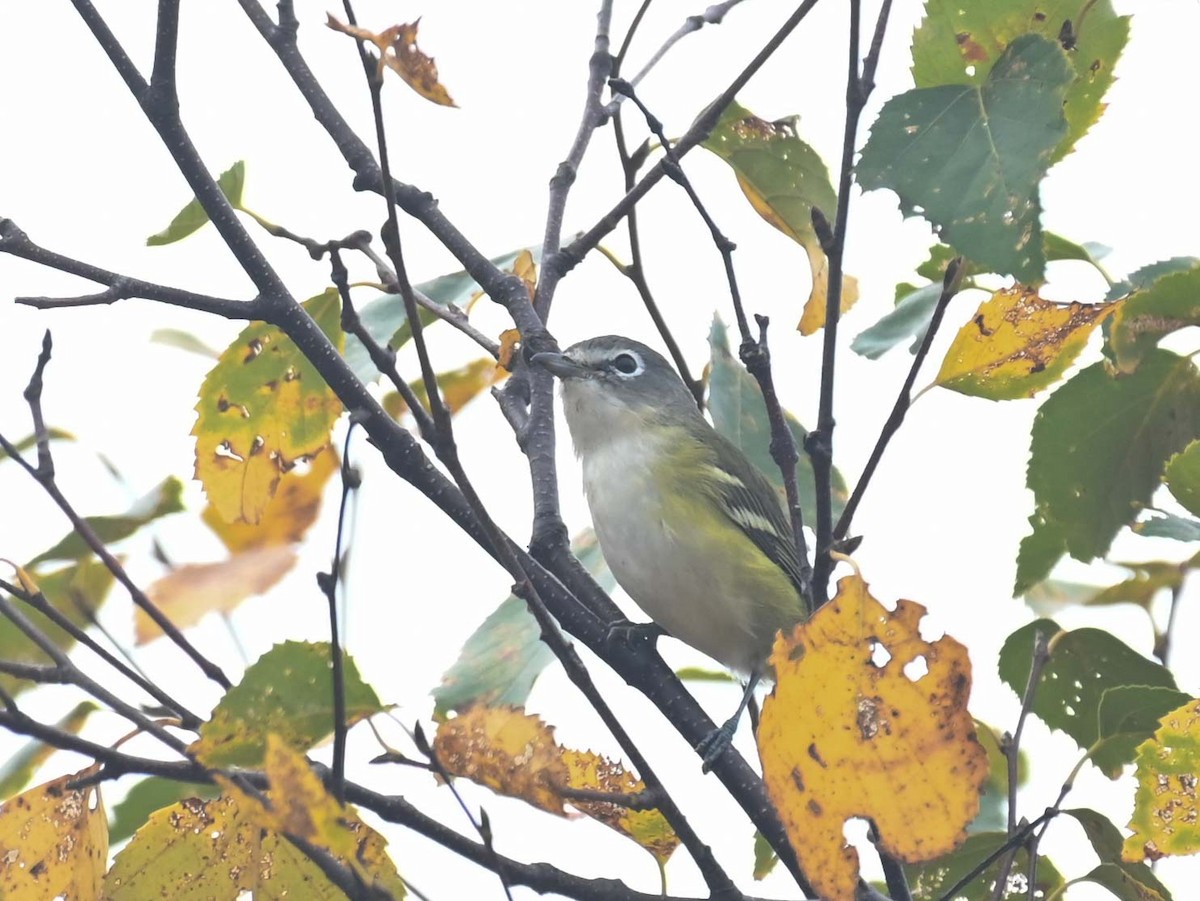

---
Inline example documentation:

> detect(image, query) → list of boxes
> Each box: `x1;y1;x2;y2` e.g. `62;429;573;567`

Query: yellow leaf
192;290;343;525
202;446;338;552
0;769;107;900
433;707;679;862
434;707;569;814
1122;698;1200;863
137;545;298;643
512;249;538;299
936;286;1117;399
757;573;988;901
797;242;860;335
560;749;680;863
384;358;506;419
498;329;522;371
326;15;456;107
217;736;407;897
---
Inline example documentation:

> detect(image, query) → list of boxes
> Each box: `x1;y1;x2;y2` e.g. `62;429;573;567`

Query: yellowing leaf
202;446;338;552
700;101;856;333
497;329;522;371
217;736;407;897
512;249;537;299
193;290;343;525
758;573;988;901
1122;698;1200;863
137;545;298;643
387;358;506;419
326;15;455;107
434;707;569;815
433;707;678;861
105;788;402;900
797;242;860;335
936;287;1116;399
0;769;107;900
559;749;680;864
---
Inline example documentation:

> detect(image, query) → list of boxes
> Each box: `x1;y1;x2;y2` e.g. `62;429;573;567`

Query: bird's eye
611;352;642;375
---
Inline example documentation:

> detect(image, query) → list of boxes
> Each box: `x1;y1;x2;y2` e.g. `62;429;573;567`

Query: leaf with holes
998;620;1177;761
193;290;343;525
1123;699;1200;863
910;0;1129;162
936;286;1115;399
757;573;988;901
190;641;385;767
701;100;857;332
859;35;1073;283
903;831;1064;900
0;769;107;900
1015;351;1200;592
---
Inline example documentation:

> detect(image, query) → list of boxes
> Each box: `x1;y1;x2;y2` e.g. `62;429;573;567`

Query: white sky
1;0;1198;898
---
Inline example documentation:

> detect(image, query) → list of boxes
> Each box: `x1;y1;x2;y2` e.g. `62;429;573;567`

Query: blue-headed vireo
535;336;808;749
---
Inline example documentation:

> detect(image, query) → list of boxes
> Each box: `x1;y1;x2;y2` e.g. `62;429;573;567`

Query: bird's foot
696;716;739;773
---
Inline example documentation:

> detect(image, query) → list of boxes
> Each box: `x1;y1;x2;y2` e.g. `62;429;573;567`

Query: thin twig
561;0;825;271
833;258;963;541
808;0;894;605
1;219;253;318
534;0;615;322
601;0;748;121
935;809;1058;901
991;628;1053;900
315;423;361;805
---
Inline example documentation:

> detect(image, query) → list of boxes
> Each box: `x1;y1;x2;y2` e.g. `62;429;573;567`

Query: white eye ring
611;351;643;376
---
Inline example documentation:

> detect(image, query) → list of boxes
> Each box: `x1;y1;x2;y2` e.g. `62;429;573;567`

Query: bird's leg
696;671;761;772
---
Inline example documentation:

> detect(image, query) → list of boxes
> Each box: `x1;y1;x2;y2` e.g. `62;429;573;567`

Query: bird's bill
531;351;591;379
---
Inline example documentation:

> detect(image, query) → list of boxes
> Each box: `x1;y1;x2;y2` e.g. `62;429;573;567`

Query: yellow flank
648;434;802;669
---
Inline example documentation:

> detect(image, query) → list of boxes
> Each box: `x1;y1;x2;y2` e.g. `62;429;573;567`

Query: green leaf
708;316;847;520
147;161;246;246
190;640;386;767
0;702;97;799
675;667;736;683
343;248;536;382
1092;686;1195;778
851;283;943;360
0;428;75;464
859;34;1073;283
0;559;116;697
1165;440;1200;517
150;328;221;359
904;831;1063;900
1017;351;1200;586
1066;808;1173;900
1107;267;1200;373
916;244;960;282
1106;257;1200;302
431;529;614;718
910;0;1129;162
998;620;1176;759
1134;514;1200;542
108;777;221;844
29;476;185;565
752;831;778;881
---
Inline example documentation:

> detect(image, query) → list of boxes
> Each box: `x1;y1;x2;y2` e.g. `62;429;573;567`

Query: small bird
534;336;808;760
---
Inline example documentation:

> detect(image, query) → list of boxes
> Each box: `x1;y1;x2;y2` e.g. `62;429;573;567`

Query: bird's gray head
533;336;700;450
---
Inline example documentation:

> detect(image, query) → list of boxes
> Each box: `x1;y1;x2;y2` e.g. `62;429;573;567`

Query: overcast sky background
2;0;1198;897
